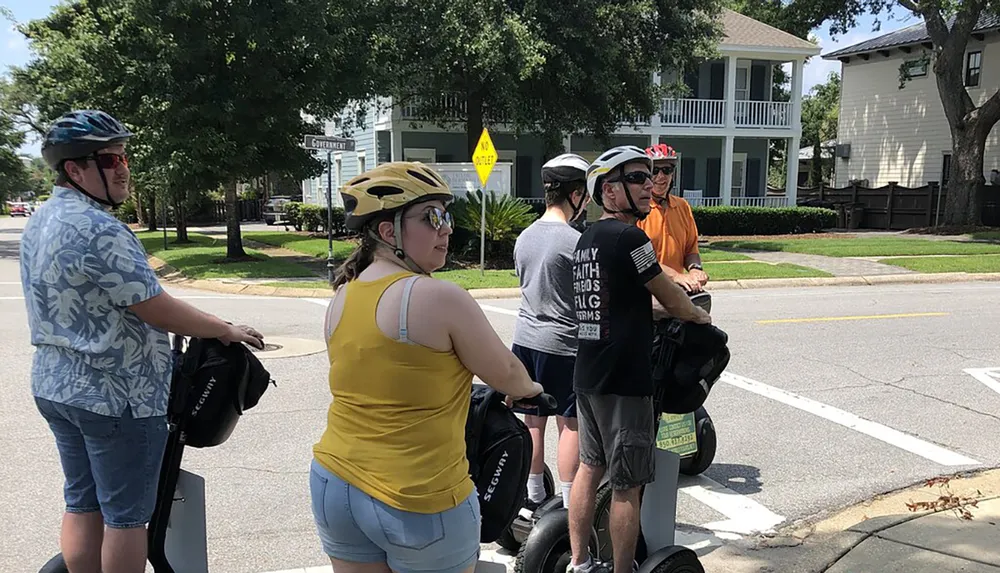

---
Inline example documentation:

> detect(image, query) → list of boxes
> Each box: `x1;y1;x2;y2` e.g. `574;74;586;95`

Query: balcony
658;98;793;129
389;95;794;131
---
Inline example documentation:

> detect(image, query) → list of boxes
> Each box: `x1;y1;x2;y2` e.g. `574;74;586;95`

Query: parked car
262;196;295;225
6;202;29;217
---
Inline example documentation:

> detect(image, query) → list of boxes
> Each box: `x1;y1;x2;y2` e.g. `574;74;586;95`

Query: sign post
471;128;498;275
303;135;356;284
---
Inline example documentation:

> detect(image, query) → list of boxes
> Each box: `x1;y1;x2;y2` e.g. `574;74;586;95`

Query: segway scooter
39;333;275;573
515;303;730;573
678;292;716;478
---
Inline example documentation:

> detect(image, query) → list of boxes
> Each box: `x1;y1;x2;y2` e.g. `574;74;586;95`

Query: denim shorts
309;459;481;573
35;398;169;529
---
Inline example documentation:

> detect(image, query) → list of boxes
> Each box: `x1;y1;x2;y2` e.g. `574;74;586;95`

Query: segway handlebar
502;391;560;416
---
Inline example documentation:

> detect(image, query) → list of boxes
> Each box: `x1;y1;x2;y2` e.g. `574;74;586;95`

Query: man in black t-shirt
567;145;711;573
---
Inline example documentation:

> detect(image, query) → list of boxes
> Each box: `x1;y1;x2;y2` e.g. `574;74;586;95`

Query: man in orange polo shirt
636;143;709;293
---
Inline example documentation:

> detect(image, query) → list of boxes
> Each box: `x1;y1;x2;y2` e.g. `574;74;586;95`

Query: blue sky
2;0;920;157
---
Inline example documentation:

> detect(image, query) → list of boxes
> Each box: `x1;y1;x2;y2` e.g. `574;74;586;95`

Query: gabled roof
720;9;821;52
822;12;1000;59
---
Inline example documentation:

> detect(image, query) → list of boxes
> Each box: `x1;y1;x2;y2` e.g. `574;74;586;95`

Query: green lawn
970;231;1000;241
137;231;317;279
262;268;520;290
703;261;832;281
242;231;357;260
698;247;750;262
878;254;1000;274
710;237;1000;257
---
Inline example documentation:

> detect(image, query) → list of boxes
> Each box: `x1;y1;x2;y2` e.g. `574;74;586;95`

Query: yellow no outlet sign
471;128;497;274
472;128;498;188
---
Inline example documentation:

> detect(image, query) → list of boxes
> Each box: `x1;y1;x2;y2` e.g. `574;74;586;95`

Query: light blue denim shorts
36;398;169;529
309;459;481;573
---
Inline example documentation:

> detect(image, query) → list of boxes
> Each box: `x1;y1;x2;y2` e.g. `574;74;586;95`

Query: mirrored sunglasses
92;153;129;170
424;206;453;230
609;171;652;185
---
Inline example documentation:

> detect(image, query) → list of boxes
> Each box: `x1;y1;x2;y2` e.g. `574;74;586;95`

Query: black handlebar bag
465;385;533;543
173;337;276;448
651;319;730;415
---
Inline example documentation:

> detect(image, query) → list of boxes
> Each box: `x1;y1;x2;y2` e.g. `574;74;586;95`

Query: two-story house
303;9;819;210
823;14;1000;189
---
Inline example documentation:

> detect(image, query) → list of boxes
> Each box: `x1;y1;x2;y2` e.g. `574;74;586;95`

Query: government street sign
303;135;356;152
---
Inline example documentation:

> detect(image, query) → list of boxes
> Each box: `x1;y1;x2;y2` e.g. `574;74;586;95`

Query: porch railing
660;98;726;127
390;95;794;130
734;101;792;128
730;195;790;207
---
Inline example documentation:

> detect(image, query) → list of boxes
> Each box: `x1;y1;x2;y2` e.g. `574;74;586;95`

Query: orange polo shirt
637;194;700;274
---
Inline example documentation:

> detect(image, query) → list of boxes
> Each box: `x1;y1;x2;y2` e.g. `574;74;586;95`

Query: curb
150;256;1000;300
703;468;1000;573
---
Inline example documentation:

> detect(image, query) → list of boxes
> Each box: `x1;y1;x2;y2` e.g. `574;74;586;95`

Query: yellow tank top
313;271;475;514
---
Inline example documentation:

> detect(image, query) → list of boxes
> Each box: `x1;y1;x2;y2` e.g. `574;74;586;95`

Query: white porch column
786;135;801;205
563;134;572;153
790;58;804;131
725;55;737;129
391;124;403;162
786;58;804;205
721;135;735;205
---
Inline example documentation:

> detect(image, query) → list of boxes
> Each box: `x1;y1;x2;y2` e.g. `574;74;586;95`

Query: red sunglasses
91;153;129;170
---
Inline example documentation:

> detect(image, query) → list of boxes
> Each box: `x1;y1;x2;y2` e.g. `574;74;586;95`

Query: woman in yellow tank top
310;162;543;573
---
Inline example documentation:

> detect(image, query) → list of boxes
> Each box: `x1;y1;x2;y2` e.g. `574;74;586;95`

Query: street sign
472;128;498;188
303;135;356;152
470;128;498;276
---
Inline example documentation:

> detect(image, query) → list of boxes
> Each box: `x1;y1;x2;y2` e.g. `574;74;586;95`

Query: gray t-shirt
512;220;581;357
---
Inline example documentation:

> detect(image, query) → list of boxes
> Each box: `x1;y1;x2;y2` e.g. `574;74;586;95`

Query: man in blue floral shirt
21;110;265;573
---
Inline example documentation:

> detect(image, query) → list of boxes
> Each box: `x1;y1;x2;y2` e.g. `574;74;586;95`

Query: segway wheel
514;508;599;573
679;408;717;477
497;464;557;552
38;553;68;573
593;482;647;563
636;547;704;573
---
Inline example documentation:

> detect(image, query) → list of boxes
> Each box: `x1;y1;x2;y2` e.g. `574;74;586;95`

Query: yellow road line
757;312;949;324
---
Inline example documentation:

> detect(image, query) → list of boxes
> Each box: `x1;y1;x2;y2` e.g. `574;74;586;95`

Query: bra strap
398;275;421;343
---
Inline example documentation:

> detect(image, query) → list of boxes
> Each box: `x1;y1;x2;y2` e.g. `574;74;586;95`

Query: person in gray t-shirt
511;153;591;509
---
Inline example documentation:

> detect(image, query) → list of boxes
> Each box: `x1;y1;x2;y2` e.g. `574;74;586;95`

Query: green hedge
282;202;347;235
692;206;837;235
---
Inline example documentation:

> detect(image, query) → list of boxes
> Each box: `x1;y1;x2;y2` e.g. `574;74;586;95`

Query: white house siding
835;35;1000;188
305;104;380;208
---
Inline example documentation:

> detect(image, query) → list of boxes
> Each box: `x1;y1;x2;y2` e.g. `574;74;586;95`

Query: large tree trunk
147;192;158;232
943;128;987;225
466;91;484;160
226;180;247;259
173;190;190;243
919;3;1000;225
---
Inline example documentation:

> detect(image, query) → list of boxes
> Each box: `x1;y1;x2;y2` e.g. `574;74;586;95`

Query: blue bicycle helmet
41;110;134;207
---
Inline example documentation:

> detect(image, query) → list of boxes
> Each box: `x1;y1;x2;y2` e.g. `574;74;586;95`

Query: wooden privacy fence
796;181;1000;229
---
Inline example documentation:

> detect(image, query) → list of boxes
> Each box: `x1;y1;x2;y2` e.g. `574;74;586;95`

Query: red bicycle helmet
646;143;678;161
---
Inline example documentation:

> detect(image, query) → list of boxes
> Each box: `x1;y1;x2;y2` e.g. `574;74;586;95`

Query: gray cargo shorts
576;392;656;491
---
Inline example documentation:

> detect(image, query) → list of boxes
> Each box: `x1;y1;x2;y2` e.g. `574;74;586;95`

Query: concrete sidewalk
700;469;1000;573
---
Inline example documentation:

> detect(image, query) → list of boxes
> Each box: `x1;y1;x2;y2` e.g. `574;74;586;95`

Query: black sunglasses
652;165;675;176
608;171;653;185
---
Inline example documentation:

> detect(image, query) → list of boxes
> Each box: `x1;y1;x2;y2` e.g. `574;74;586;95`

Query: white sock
561;481;573;508
571;555;593;572
527;473;546;503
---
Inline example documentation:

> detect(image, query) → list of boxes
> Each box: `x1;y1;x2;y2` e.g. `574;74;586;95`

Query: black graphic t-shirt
572;218;663;396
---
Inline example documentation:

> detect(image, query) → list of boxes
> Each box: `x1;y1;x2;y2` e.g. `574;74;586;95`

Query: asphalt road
3;214;1000;573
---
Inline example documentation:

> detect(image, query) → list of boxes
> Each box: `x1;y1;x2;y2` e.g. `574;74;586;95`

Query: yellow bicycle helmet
341;161;455;274
341;161;453;231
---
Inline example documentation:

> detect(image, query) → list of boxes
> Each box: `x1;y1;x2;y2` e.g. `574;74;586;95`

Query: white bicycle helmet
542;153;590;220
586;145;653;218
541;153;590;187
